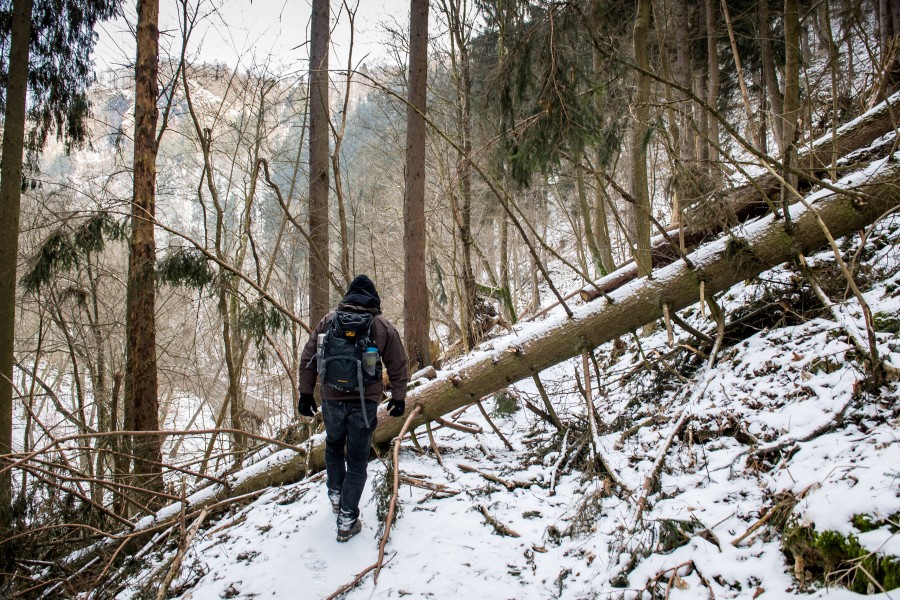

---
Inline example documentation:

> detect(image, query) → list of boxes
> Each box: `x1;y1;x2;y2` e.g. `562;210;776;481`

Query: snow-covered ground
111;213;900;599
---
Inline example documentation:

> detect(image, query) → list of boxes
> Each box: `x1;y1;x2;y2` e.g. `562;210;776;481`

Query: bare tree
630;0;652;281
781;0;801;226
309;0;331;324
404;0;433;369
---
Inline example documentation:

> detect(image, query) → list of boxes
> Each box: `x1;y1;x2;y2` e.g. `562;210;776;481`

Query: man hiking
298;274;409;542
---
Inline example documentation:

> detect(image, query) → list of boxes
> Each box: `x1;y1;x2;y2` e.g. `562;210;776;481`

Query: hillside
100;207;900;599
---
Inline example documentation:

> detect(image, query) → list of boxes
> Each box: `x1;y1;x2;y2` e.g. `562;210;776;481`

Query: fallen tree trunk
234;151;900;494
63;152;900;579
711;90;900;225
581;91;900;301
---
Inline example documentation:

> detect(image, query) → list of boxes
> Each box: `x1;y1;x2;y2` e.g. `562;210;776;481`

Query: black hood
342;274;381;309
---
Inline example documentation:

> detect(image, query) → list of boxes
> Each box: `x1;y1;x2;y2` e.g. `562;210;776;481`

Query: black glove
387;398;405;417
298;393;317;418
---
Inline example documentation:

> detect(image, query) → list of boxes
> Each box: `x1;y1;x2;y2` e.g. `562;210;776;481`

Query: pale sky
93;0;411;76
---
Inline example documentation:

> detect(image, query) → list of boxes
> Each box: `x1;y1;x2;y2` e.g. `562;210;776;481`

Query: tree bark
590;0;616;274
782;0;802;207
576;157;605;276
881;0;893;60
126;0;162;497
705;0;720;165
404;0;432;369
759;0;785;154
673;0;695;230
630;0;653;279
0;0;33;529
442;0;477;349
308;0;331;324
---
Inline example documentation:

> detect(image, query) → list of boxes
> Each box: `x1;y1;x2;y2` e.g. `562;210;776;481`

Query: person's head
342;274;381;309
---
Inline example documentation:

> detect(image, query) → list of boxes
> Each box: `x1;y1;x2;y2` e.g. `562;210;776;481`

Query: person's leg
337;401;378;528
321;399;349;510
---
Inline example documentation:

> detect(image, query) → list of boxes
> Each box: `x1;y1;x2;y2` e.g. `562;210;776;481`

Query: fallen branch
476;504;521;537
731;483;819;546
155;508;208;600
532;374;563;431
375;406;423;582
458;464;532;491
616;415;669;448
325;562;380;600
476;399;514;451
549;429;569;496
424;420;444;466
668;311;715;345
635;410;691;523
432;417;482;435
524;400;556;427
579;91;900;302
399;475;459;496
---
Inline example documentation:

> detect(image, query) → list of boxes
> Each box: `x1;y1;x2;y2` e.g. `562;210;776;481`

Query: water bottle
317;333;326;372
363;347;378;377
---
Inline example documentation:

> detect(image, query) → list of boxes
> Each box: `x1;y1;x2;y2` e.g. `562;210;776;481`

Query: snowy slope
111;214;900;600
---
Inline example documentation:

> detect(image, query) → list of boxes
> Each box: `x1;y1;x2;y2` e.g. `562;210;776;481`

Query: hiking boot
336;519;362;543
327;489;341;514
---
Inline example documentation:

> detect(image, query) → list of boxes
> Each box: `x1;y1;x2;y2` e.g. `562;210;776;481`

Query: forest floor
112;213;900;599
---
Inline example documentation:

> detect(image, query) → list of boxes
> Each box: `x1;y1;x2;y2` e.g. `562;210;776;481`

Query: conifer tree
0;0;121;528
127;0;162;497
0;0;32;532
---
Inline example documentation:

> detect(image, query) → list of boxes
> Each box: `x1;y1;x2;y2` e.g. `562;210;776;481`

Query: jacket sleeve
379;319;409;402
298;317;329;396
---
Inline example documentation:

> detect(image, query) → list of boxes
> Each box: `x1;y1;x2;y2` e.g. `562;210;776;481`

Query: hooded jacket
298;276;409;404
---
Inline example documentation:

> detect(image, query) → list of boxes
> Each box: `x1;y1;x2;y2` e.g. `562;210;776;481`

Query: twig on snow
458;463;532;491
476;504;521;537
635;410;691;524
375;406;423;581
476;399;514;451
155;508;208;600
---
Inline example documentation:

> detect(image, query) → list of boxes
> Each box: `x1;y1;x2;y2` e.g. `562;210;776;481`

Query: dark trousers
322;398;378;523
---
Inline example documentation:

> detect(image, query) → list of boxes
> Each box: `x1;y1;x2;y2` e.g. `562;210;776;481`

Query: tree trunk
782;0;802;222
592;169;615;274
882;0;900;93
706;0;720;165
0;0;33;529
759;1;785;153
404;0;432;370
499;213;515;322
673;0;695;228
590;1;616;274
881;0;893;59
576;156;605;276
308;0;331;324
630;0;653;279
443;0;477;350
126;0;162;497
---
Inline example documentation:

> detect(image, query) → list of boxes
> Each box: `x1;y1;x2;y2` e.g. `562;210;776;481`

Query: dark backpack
318;311;382;393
